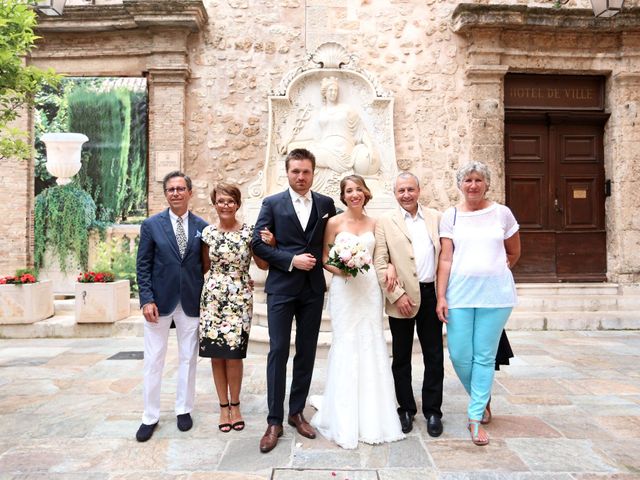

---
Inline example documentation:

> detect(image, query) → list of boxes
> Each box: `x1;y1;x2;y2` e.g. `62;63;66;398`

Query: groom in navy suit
135;171;208;442
252;148;336;453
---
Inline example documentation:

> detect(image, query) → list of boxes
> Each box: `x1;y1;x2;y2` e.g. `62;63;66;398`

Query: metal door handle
554;198;563;213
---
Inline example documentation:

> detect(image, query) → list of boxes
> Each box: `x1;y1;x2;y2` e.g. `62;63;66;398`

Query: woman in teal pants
436;161;521;446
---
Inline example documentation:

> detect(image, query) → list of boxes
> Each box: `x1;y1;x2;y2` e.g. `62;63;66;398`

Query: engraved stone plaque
155;151;181;182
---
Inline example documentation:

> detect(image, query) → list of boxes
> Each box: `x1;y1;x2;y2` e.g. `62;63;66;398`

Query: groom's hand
292;253;317;271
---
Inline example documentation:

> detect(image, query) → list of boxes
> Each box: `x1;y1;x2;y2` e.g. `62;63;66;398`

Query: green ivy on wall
34;184;97;273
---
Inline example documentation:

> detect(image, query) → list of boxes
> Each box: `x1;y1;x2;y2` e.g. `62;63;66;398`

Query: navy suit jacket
137;209;208;317
251;190;336;296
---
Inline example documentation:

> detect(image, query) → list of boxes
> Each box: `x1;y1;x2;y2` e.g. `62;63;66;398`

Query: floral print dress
199;223;254;359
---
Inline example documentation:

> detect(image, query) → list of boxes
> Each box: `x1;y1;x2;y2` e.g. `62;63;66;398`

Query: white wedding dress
310;231;405;449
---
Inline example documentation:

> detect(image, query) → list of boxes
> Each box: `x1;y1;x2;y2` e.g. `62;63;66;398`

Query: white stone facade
1;0;639;286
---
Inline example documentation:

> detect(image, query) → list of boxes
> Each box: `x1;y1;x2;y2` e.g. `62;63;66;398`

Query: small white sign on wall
155;151;181;182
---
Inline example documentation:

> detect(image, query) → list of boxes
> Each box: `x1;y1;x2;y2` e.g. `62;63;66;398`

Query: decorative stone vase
0;280;54;324
75;280;130;323
41;132;89;185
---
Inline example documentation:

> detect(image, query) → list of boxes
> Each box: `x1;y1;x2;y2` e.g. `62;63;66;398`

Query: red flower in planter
77;271;115;283
0;272;37;284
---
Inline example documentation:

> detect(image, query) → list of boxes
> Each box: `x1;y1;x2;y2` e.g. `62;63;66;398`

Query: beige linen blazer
374;206;442;319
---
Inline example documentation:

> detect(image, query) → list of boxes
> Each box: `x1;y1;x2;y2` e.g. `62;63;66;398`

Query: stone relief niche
246;42;398;221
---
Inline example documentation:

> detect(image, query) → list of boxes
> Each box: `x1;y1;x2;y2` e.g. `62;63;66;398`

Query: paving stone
218;435;292;472
377;469;439;480
166;438;226;472
484;415;562;439
272;468;378;480
438;474;573;480
428;439;529;473
0;332;639;478
507;438;616;473
386;436;433;468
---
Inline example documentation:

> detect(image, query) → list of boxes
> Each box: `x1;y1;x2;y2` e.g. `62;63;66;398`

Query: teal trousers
446;307;512;420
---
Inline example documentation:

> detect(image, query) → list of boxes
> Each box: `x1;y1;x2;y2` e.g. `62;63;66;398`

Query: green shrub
93;237;138;297
34;184;97;273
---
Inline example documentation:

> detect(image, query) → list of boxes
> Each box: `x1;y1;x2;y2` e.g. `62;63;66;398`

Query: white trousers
142;302;199;425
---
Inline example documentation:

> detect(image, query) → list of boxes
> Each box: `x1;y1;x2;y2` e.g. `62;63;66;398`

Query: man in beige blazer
374;172;444;437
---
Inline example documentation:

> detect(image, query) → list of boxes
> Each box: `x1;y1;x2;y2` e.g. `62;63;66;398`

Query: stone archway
0;1;208;273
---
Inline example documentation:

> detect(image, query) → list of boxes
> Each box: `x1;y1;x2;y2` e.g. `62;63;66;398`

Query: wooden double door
505;112;609;282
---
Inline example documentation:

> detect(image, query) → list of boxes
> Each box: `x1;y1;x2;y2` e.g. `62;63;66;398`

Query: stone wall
0;109;33;274
1;0;639;283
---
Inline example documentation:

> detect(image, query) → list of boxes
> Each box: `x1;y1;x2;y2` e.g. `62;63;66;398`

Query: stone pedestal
0;280;54;324
75;279;130;323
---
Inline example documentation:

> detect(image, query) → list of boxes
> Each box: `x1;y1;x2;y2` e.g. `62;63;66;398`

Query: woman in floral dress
200;183;268;432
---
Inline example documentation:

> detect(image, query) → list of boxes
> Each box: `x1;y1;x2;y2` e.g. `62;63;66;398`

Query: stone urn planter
0;280;54;324
75;279;131;323
41;132;89;185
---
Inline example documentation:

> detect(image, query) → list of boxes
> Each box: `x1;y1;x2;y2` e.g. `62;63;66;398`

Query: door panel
556;232;606;279
563;177;599;228
507;176;545;228
505;121;555;280
505;116;606;282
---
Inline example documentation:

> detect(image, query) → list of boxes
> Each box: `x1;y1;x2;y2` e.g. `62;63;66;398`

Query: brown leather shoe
259;424;283;453
287;413;316;439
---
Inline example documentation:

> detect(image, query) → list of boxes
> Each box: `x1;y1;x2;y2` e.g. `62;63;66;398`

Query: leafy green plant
93;237;138;297
0;0;60;161
34;184;97;273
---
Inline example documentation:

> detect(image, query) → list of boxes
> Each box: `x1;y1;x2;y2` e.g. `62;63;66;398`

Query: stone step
508;310;640;331
0;314;145;339
247;323;405;358
515;282;621;296
514;294;640;312
254;302;334;331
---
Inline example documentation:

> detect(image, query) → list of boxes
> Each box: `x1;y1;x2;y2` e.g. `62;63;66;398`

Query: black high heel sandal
218;403;232;433
230;401;245;431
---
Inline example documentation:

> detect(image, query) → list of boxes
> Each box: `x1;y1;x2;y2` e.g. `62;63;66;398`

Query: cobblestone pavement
0;331;639;479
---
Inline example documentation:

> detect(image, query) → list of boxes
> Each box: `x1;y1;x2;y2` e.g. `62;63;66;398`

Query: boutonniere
195;230;202;238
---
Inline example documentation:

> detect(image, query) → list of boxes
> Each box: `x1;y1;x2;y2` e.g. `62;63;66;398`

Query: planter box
0;280;54;324
75;280;130;323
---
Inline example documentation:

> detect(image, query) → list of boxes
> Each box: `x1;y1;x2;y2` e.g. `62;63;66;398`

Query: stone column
608;72;640;283
147;67;190;214
464;65;509;201
0;107;33;273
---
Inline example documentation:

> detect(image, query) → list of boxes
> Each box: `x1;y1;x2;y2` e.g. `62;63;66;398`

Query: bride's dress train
310;231;404;449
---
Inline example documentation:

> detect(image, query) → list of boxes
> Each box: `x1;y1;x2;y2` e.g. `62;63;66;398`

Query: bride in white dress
310;175;404;449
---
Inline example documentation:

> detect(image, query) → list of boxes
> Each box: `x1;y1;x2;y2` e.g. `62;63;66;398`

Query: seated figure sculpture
282;77;380;178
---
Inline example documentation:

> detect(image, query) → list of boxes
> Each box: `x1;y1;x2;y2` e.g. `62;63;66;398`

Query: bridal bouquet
327;236;372;278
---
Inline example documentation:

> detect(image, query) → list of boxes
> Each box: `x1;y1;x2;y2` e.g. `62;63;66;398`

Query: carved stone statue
281;77;380;178
246;42;398;221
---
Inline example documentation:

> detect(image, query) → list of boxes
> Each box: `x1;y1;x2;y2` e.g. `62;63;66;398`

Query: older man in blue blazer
252;148;337;453
135;171;208;442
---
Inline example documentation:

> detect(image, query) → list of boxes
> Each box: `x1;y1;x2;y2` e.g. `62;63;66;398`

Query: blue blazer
251;190;336;296
137;209;208;317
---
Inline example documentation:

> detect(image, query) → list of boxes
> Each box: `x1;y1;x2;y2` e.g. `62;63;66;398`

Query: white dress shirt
401;205;435;283
289;187;312;230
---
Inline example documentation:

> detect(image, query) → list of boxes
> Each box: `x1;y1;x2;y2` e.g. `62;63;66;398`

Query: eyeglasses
215;200;237;207
165;187;188;194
